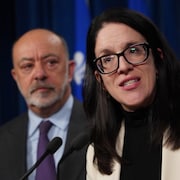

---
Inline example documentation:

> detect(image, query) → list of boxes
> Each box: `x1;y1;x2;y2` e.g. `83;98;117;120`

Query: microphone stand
19;151;49;180
19;137;62;180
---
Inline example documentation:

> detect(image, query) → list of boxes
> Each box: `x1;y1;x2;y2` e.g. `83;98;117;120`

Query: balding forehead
12;29;69;62
15;30;61;45
13;30;65;54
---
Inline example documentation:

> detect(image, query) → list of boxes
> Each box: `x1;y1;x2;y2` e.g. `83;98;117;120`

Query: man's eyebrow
42;53;59;59
19;57;34;62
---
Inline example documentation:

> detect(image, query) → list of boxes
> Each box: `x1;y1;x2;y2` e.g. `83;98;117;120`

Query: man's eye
46;59;59;69
47;59;56;64
19;63;33;73
21;64;33;70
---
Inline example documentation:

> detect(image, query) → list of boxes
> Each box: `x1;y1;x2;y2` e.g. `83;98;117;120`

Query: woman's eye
129;47;137;53
102;55;114;63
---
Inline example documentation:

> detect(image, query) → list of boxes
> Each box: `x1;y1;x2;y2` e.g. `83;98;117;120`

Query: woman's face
94;23;157;112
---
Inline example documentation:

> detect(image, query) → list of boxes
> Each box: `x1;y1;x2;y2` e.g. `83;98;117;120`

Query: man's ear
68;60;75;82
11;68;17;81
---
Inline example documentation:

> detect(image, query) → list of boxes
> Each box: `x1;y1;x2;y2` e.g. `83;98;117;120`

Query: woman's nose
116;56;133;74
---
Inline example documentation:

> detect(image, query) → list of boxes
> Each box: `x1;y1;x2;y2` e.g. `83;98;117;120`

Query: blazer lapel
87;121;180;180
86;122;124;180
161;142;180;180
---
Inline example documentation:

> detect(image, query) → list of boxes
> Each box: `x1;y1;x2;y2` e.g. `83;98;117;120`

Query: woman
83;8;180;180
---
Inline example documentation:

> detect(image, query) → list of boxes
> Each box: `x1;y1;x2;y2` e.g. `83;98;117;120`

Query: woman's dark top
120;108;162;180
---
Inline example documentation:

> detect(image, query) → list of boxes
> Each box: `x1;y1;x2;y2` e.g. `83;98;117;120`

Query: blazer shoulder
0;112;28;135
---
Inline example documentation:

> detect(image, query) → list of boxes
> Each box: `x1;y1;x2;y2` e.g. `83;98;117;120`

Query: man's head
11;29;75;117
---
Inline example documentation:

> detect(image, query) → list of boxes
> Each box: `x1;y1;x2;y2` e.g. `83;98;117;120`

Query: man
0;29;89;180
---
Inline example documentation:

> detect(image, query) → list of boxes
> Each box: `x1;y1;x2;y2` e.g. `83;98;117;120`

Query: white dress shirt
27;95;73;180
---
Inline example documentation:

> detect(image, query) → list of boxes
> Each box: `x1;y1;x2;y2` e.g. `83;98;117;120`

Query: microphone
19;137;62;180
60;131;90;163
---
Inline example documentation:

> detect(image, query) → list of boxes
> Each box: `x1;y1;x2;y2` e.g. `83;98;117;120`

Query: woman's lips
120;77;140;90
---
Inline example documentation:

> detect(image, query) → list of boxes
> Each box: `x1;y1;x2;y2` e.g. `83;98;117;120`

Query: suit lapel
57;98;90;180
1;113;28;179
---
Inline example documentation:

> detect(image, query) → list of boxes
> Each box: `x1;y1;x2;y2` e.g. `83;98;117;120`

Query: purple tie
35;121;56;180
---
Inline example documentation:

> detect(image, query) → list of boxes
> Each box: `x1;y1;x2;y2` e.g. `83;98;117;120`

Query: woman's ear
94;70;101;82
94;71;107;90
157;48;163;59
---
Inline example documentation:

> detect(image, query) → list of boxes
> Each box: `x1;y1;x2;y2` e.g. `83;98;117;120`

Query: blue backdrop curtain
0;0;179;125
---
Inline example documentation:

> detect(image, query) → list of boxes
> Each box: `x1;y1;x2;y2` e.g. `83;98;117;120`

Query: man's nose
33;64;47;81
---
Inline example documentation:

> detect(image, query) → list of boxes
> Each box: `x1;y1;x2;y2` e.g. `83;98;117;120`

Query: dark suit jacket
0;98;90;180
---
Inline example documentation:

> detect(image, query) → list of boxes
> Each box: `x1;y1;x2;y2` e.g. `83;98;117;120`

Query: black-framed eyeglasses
93;42;150;74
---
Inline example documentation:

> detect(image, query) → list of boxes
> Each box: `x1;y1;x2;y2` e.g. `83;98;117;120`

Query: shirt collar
28;95;74;137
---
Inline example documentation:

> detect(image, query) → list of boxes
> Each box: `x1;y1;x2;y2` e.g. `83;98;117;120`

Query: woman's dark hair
83;8;180;175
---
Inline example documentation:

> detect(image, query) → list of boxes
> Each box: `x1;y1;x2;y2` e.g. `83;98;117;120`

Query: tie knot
39;121;52;135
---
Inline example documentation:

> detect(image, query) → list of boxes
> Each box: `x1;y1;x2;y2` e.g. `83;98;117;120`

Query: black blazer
0;98;90;180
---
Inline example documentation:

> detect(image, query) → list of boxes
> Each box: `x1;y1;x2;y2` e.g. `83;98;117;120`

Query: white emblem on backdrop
73;51;86;85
